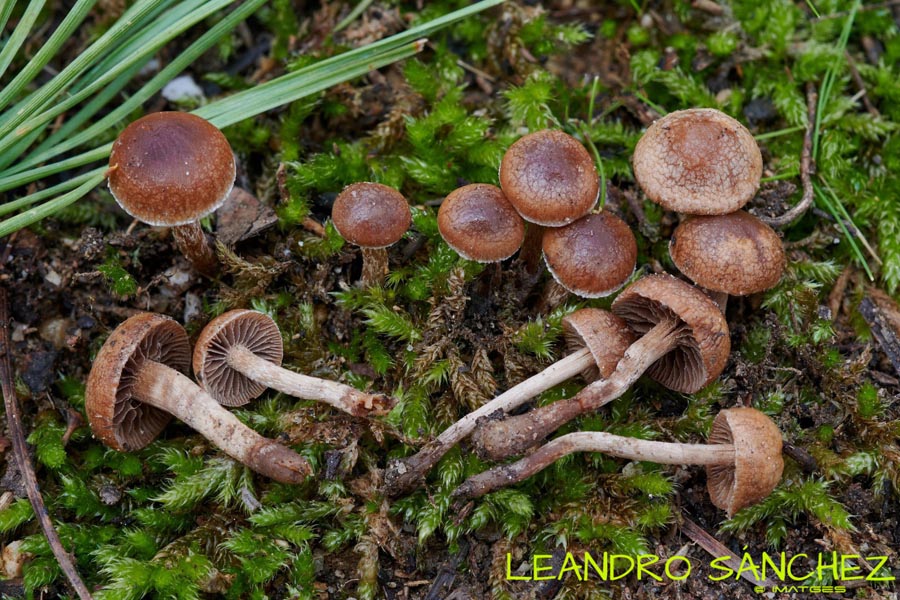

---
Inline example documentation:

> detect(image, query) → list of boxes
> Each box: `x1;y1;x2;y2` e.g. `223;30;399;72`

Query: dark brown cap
542;212;637;298
611;274;730;393
562;308;637;381
108;112;235;226
707;407;784;516
670;211;785;296
86;313;189;451
332;182;411;248
193;310;283;407
437;184;525;263
499;130;599;226
633;109;762;215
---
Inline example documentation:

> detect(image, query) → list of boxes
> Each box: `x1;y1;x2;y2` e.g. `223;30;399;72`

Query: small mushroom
331;182;411;288
383;308;635;496
633;108;762;215
108;112;235;275
86;313;311;483
193;309;394;416
437;184;525;263
670;210;786;309
541;211;637;304
499;129;599;273
474;274;730;460
454;407;784;517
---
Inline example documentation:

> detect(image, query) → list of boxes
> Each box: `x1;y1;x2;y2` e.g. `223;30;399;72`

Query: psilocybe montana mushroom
194;309;394;416
383;308;635;496
331;182;411;288
108;112;235;276
86;313;311;483
454;407;784;517
474;274;730;461
499;129;599;273
437;184;525;263
633;108;762;215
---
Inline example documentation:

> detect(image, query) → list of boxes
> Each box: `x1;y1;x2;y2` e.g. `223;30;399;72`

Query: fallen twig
761;82;817;228
680;514;776;589
858;287;900;377
0;286;94;599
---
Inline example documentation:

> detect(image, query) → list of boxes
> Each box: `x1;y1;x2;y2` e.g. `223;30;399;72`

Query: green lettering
708;556;734;581
665;556;691;581
506;553;530;581
583;552;607;580
558;553;583;581
533;554;554;581
866;556;896;581
609;555;634;581
787;553;811;580
636;555;662;581
840;555;863;581
761;552;786;581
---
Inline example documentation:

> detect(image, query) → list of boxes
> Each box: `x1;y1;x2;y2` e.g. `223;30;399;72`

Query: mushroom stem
172;221;218;276
453;431;735;500
704;290;729;314
226;345;393;416
473;317;683;461
131;360;311;483
535;279;570;314
383;346;595;496
517;223;546;276
360;247;389;288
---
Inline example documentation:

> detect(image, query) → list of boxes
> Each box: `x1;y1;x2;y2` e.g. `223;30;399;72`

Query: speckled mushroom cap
332;182;411;248
108;112;235;226
562;308;637;382
611;274;730;393
499;130;599;226
193;310;283;407
542;212;637;298
633;109;762;215
86;313;189;451
670;211;785;296
437;184;525;263
706;407;784;516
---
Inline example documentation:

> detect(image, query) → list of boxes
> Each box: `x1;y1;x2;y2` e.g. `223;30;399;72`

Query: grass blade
0;0;46;82
0;172;107;238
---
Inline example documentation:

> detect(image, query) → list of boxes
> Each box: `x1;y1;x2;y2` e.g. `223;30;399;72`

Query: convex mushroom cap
438;184;525;262
332;182;411;248
611;274;729;393
633;108;762;215
707;407;784;516
542;212;637;298
562;308;636;382
670;211;785;296
108;112;235;225
500;130;599;226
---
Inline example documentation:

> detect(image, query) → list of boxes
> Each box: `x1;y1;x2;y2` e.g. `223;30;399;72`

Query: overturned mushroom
474;274;730;461
455;407;784;517
383;308;635;496
86;313;310;483
108;112;235;275
332;182;411;288
194;310;393;416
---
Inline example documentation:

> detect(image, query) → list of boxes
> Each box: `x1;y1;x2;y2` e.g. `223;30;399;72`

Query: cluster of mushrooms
87;107;787;518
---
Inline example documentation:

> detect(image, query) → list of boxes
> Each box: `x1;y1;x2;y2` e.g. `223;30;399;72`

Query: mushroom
539;211;637;308
108;112;235;276
473;274;730;460
499;129;599;274
193;309;394;416
669;210;785;310
454;407;783;517
633;108;762;215
86;313;311;483
383;308;636;496
331;182;411;288
437;184;525;263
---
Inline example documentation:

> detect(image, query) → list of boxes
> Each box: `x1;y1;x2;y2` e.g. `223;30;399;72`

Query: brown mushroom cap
108;112;235;226
633;109;762;215
437;184;525;263
706;407;784;516
499;130;599;226
542;212;637;298
562;308;637;381
332;182;411;248
670;211;785;296
611;274;730;393
86;313;190;451
193;310;284;407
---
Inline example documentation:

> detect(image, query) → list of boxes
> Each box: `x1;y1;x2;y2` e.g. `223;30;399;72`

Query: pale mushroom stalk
171;221;218;276
383;308;635;496
132;361;311;482
360;247;390;289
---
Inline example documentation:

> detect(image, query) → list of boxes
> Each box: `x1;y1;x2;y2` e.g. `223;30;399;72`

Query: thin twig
0;286;93;599
680;514;777;588
761;82;817;228
844;51;879;116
